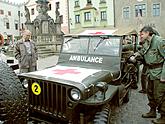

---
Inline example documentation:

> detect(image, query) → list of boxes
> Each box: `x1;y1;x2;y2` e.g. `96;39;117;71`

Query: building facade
0;0;26;43
26;0;69;34
68;0;115;34
115;0;165;38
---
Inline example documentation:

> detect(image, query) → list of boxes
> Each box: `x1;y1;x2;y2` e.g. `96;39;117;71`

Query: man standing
14;30;38;73
134;26;165;124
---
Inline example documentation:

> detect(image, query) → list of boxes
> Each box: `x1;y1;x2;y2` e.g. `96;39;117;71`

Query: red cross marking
53;69;81;75
89;32;105;35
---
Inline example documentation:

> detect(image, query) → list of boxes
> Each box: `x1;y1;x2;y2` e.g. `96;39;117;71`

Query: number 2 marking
32;82;41;95
34;85;38;92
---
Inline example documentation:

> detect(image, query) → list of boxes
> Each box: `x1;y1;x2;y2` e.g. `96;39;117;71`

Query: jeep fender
80;85;119;105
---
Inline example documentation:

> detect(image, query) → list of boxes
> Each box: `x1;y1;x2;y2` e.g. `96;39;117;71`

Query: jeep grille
28;79;67;119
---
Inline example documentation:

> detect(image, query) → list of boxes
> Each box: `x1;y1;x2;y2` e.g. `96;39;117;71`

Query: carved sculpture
24;6;31;23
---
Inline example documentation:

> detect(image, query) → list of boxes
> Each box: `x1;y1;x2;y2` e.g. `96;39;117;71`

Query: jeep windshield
62;36;121;56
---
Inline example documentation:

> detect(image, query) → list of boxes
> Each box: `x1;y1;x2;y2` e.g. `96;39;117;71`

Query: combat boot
142;108;156;118
152;114;165;124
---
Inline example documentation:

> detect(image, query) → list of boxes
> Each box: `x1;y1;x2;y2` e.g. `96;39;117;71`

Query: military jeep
0;32;138;124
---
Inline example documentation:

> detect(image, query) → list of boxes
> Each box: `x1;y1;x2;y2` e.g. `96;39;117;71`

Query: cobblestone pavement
110;87;156;124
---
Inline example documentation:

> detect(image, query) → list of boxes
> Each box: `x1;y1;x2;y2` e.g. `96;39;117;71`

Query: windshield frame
61;35;122;57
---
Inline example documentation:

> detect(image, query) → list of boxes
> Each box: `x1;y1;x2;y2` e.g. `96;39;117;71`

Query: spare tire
0;61;28;123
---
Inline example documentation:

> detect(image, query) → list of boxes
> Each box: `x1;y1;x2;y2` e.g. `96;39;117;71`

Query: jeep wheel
0;61;28;123
93;106;111;124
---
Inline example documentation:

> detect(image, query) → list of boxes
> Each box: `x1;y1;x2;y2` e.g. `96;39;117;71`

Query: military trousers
141;65;148;91
147;78;165;114
156;81;165;114
147;78;158;109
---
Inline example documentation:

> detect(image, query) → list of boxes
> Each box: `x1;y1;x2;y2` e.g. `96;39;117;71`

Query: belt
146;62;163;69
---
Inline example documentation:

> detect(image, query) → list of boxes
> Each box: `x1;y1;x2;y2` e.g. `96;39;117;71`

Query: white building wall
0;1;26;40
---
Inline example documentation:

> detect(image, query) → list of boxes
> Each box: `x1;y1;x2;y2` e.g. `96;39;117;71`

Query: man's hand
128;55;136;63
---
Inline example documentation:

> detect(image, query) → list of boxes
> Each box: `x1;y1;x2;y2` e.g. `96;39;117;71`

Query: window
100;0;106;3
21;13;23;17
135;4;146;17
49;4;51;10
0;10;4;15
75;15;80;23
75;0;79;7
22;23;24;29
84;12;91;21
8;11;11;16
87;0;92;4
6;22;10;29
18;11;20;16
123;7;130;19
15;24;18;30
153;3;160;16
100;11;107;20
31;8;34;15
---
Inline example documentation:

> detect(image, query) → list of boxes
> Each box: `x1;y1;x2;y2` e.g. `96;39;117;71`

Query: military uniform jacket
139;35;165;81
14;39;38;68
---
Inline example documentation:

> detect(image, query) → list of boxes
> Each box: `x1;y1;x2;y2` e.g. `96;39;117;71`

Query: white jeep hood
26;65;101;84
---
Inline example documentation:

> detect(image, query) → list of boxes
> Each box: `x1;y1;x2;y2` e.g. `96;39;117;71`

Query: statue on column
55;2;60;23
24;6;31;23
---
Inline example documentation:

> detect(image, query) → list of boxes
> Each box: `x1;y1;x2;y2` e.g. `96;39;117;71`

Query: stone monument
25;0;63;57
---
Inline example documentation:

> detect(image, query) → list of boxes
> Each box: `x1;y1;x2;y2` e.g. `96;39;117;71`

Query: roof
65;28;138;37
113;28;138;35
78;29;117;36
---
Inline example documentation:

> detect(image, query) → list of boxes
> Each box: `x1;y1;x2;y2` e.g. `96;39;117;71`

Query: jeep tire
0;61;28;123
93;106;111;124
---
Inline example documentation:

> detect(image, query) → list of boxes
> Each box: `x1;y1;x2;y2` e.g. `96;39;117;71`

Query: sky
7;0;29;4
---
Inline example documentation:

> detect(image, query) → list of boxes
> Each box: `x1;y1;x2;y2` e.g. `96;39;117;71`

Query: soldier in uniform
139;29;160;94
122;35;138;89
133;26;165;124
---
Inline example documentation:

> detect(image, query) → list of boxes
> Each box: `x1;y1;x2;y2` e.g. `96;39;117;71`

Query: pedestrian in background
133;26;165;124
14;30;38;73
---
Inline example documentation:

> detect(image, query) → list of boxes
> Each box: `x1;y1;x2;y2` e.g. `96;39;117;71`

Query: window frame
6;22;10;29
84;12;91;21
15;23;18;30
123;6;130;19
135;4;146;17
31;8;35;15
152;3;160;16
75;0;79;7
75;14;80;23
0;10;4;15
8;11;11;16
100;11;107;21
87;0;92;5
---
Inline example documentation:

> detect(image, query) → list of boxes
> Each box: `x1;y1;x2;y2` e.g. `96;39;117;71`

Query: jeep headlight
22;79;28;89
70;88;81;101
